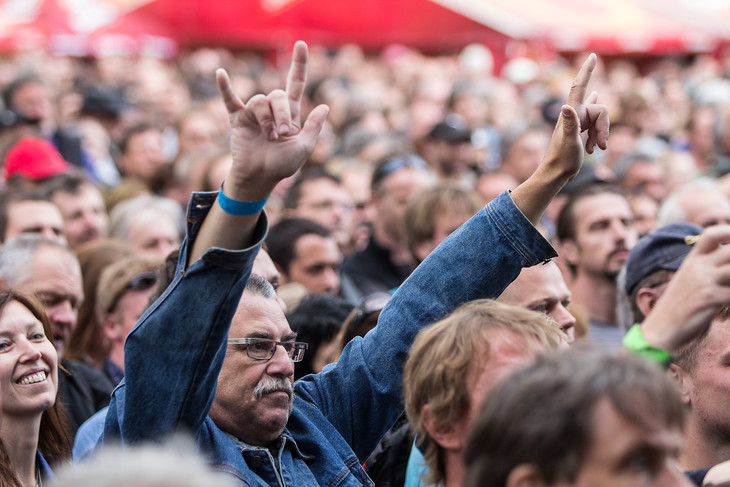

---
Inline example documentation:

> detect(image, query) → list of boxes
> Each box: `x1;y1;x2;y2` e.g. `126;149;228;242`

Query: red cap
4;137;71;182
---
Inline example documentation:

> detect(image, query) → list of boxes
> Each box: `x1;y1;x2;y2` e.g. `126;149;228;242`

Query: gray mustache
253;376;293;399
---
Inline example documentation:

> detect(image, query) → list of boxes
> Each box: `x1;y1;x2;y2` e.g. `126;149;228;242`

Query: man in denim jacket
102;42;608;485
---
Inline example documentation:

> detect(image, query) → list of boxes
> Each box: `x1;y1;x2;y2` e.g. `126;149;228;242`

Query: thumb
561;105;579;137
299;104;330;149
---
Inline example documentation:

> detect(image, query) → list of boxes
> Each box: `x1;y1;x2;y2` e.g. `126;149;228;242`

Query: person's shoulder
62;358;115;393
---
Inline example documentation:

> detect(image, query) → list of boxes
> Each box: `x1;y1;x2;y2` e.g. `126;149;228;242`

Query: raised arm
107;41;328;445
511;53;609;224
188;41;329;263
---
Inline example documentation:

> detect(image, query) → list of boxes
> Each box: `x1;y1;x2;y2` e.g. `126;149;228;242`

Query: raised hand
511;54;608;224
215;41;329;201
566;53;609;155
642;224;730;352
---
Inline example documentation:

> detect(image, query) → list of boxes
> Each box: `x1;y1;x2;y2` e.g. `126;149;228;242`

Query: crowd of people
0;37;730;486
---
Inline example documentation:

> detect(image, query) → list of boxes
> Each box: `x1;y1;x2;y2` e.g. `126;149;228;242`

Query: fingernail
562;107;572;117
279;124;290;135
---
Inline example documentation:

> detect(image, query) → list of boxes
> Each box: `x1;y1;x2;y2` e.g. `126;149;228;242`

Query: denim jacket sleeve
294;191;557;460
104;192;268;444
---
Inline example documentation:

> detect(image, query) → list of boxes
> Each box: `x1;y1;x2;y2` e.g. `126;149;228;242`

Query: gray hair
657;178;722;227
0;234;74;287
51;435;236;487
245;273;276;299
108;194;184;243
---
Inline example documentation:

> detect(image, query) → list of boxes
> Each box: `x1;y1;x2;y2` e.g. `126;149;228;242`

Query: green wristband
622;324;674;365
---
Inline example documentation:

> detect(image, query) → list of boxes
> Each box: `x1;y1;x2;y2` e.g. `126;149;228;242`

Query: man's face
126;209;180;258
121;129;165;183
374;168;432;245
681;319;730;444
19;247;83;359
497;262;576;342
549;398;689;487
679;190;730;228
5;201;66;245
412;210;473;263
210;293;296;446
621;161;666;202
10;81;53;124
502;130;550;184
564;193;637;279
431;140;472;177
292;178;353;246
286;234;342;295
51;183;108;249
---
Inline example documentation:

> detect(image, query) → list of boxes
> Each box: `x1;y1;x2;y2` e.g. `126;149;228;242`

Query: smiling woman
0;288;71;487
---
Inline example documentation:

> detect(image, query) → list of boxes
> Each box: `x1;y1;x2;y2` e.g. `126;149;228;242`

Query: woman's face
0;300;58;419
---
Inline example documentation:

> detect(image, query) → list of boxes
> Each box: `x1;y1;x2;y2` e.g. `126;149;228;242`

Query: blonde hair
403;299;564;485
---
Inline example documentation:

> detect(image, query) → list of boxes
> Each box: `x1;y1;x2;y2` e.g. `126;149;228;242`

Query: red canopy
435;0;723;55
92;0;507;54
0;0;87;54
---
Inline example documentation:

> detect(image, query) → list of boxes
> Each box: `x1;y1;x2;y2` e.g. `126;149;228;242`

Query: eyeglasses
228;338;308;362
108;271;158;313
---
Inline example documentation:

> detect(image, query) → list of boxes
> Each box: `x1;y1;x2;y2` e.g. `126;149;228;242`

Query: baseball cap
3;137;71;182
427;114;471;143
624;222;703;295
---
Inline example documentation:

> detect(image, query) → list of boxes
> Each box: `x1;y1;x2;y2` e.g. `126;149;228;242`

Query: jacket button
249;455;263;468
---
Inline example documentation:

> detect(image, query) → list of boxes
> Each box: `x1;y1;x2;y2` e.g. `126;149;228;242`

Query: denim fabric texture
102;190;556;486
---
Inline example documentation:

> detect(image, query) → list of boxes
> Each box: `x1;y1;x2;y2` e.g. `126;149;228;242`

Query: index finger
566;53;597;107
286;40;309;128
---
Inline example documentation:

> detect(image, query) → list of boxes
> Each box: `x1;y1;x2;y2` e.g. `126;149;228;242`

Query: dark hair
0;437;22;486
0;189;55;242
117;122;160;156
0;288;72;471
628;268;675;324
2;73;43;110
556;184;626;243
674;305;730;373
328;292;391;364
282;167;341;210
286;293;351;380
40;172;97;199
265;218;331;274
464;346;685;487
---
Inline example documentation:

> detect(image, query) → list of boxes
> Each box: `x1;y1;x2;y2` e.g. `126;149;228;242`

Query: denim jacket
103;190;556;486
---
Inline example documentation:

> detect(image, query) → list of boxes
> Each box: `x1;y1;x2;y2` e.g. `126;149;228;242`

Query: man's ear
505;464;549;487
421;404;462;451
668;363;693;406
102;314;122;342
273;263;290;284
558;239;579;267
636;287;659;319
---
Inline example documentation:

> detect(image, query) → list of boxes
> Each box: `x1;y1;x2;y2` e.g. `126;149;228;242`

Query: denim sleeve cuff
487;191;558;266
180;191;270;271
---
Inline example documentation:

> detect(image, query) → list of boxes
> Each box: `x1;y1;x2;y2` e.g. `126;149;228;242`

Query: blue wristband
217;182;268;216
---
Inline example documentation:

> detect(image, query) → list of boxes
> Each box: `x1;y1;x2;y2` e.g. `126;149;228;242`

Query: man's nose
267;343;296;378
